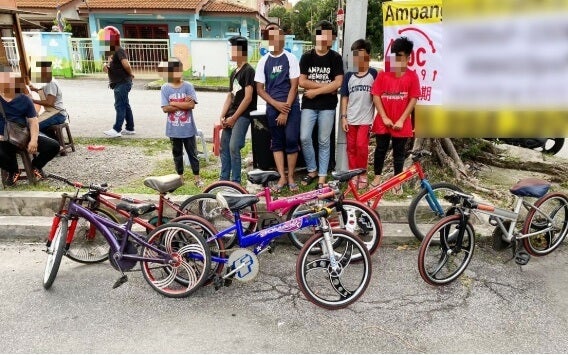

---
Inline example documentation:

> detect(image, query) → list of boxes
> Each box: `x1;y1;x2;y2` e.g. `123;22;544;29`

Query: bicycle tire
179;193;257;248
203;180;248;195
296;229;372;310
418;214;475;286
288;199;382;260
170;214;226;284
43;216;68;289
522;193;568;256
541;138;564;155
408;182;463;242
141;223;211;298
66;208;118;264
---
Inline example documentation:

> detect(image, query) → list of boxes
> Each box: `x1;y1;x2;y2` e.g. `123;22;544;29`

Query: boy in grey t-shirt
339;39;378;189
29;61;68;136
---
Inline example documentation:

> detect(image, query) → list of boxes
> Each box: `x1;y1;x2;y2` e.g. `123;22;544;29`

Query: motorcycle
489;138;565;155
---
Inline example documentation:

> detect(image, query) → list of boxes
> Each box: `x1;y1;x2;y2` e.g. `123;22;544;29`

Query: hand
303;89;318;99
29;85;38;92
103;64;109;73
272;101;290;114
381;115;393;128
185;96;194;102
392;119;404;131
130;74;135;79
276;113;288;126
341;118;349;132
27;140;38;155
225;116;236;128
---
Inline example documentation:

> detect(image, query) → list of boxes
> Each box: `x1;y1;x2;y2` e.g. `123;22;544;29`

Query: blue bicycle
43;175;211;298
172;189;373;310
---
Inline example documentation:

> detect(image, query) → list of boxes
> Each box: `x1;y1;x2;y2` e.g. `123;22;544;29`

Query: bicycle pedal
112;275;128;289
514;251;531;266
213;276;223;291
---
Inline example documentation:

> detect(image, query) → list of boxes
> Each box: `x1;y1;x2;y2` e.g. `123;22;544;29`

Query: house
15;0;275;40
0;0;30;76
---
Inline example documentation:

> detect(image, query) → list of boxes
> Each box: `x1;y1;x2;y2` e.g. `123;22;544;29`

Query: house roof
15;0;74;8
75;0;203;10
202;1;256;13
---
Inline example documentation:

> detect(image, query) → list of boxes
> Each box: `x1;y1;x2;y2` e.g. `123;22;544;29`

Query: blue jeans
39;112;67;134
220;116;250;183
300;109;336;177
112;81;134;132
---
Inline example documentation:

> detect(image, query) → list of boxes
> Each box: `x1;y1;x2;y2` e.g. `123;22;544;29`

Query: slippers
271;183;287;193
288;183;299;192
301;173;318;186
393;185;404;196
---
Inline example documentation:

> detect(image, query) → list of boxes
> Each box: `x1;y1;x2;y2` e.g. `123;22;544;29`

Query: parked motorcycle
489;138;565;155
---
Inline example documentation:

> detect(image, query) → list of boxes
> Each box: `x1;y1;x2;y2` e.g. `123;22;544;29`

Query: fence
1;37;19;72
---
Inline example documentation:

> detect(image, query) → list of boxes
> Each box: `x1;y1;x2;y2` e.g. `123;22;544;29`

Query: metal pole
335;0;368;172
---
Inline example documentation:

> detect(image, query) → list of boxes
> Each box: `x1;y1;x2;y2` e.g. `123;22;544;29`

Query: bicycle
418;178;568;286
62;174;207;264
183;169;382;257
43;174;211;298
190;191;372;310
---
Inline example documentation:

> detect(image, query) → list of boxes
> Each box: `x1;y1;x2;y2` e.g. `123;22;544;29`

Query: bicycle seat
247;170;280;185
331;169;366;182
143;174;183;193
509;178;551;198
116;201;156;217
217;193;259;212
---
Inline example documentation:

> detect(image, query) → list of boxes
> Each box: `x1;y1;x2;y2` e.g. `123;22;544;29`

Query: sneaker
121;129;136;135
3;171;20;187
32;167;47;181
103;129;121;138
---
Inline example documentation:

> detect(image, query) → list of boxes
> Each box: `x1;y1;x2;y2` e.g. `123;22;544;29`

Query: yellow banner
383;0;443;26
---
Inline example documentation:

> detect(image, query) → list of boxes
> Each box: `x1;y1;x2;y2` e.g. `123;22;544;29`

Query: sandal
393;185;404;196
316;183;324;190
301;173;318;186
288;183;299;192
271;183;287;193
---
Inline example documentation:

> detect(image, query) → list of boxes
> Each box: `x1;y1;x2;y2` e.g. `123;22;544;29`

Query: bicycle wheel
203;180;248;195
170;215;226;283
296;229;372;310
418;214;475;286
43;216;68;289
522;193;568;256
288;199;382;259
141;223;211;298
66;208;118;264
408;182;463;242
180;193;257;248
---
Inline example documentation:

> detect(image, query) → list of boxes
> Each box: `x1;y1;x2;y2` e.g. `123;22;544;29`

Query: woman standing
0;67;59;187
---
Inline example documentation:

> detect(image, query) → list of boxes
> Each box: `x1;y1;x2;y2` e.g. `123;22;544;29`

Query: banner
382;0;442;106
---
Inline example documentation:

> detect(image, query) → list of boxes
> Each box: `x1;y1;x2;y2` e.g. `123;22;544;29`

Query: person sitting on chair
28;61;68;138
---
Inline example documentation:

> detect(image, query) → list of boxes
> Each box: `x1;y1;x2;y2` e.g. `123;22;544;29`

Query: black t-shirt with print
226;63;257;118
299;49;344;110
108;47;132;85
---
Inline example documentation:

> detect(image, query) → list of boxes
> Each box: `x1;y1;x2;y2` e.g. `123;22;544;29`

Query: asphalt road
1;241;567;353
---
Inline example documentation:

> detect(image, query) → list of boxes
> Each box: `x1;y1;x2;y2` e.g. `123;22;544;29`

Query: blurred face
0;70;17;94
387;51;409;72
352;49;370;71
159;61;183;82
31;63;52;83
315;28;334;48
231;45;247;62
267;28;284;52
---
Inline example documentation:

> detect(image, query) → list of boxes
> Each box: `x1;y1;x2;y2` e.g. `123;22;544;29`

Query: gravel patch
42;144;170;188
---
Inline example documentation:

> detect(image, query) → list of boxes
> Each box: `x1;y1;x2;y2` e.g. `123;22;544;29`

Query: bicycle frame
344;159;431;209
49;194;172;265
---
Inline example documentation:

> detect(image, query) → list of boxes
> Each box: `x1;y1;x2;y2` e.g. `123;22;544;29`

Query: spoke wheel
43;217;68;289
141;223;211;298
296;229;372;310
522;193;568;256
418;215;475;286
66;208;118;264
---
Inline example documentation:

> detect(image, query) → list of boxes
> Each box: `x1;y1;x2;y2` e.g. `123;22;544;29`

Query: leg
315;109;336;184
0;141;19;173
219;127;232;181
273;150;286;188
355;125;371;170
345;124;358;170
171;138;184;175
391;137;408;194
38;113;67;133
182;136;201;186
122;82;135;132
31;135;60;171
112;82;130;133
268;113;287;189
372;134;391;186
285;104;301;187
299;108;318;178
228;116;250;184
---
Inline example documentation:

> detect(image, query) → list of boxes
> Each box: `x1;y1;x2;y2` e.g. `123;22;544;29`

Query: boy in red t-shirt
370;37;420;194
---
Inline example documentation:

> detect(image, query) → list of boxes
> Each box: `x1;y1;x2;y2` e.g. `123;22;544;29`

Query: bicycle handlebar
48;173;109;192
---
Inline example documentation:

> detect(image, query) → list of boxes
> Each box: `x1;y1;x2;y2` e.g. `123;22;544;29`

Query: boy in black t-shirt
219;36;257;184
299;20;344;188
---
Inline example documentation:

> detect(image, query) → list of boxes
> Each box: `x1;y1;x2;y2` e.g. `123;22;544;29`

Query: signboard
336;8;344;26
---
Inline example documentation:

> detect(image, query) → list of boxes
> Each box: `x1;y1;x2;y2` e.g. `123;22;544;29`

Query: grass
146;77;229;89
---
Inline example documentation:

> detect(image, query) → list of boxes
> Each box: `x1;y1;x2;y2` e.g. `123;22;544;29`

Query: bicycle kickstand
112;254;129;289
506;239;531;266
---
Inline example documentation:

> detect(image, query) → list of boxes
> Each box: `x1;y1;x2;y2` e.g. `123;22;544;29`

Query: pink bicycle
181;169;382;256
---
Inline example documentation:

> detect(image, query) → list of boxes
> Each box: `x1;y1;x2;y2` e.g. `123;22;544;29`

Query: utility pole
336;0;368;171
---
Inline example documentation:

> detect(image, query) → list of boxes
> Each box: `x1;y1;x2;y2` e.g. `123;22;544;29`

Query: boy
340;39;378;189
219;36;257;184
160;58;203;187
370;36;420;194
299;20;344;189
254;23;301;192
